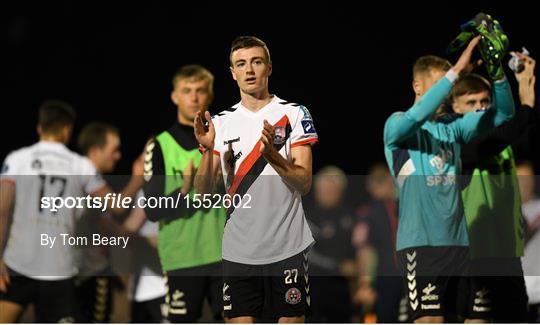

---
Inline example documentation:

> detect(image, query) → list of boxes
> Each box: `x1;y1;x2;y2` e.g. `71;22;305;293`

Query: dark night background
3;1;539;175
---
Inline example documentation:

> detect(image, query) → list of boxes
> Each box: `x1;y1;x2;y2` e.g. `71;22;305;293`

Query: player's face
314;177;345;208
367;174;395;200
96;132;121;173
172;78;212;123
451;91;491;114
230;46;272;95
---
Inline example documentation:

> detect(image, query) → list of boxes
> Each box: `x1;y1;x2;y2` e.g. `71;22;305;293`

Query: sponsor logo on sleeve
301;120;316;134
31;159;42;170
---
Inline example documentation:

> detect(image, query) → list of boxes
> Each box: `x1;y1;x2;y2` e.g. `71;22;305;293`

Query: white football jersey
0;141;105;279
212;95;318;264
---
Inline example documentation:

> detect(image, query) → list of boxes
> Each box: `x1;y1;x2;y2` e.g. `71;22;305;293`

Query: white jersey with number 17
0;141;106;279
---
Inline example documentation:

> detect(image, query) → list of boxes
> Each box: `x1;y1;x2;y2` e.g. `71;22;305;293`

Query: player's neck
240;89;273;112
39;134;66;144
177;112;194;127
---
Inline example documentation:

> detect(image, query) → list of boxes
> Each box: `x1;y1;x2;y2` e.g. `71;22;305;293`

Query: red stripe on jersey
291;137;318;148
227;115;290;197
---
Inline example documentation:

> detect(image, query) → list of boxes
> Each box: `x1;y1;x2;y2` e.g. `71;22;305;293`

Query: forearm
492;77;516;126
407;73;455;122
357;246;377;287
0;182;14;259
120;176;144;204
263;150;311;195
485;105;534;147
463;105;535;162
147;236;158;248
385;70;457;147
519;83;535;107
0;213;9;259
97;215;130;237
194;150;215;195
90;177;145;216
122;207;147;232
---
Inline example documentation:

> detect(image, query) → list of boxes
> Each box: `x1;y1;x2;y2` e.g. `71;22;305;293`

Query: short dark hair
77;122;119;155
450;73;491;100
171;64;214;92
230;36;271;66
413;55;452;79
38;100;76;134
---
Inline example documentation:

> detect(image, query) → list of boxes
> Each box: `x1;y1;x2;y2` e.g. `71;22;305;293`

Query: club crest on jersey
301;120;316;134
285;287;302;305
274;126;287;144
31;159;42;170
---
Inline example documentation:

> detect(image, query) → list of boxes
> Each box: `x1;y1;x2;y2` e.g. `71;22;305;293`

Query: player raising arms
383;35;514;323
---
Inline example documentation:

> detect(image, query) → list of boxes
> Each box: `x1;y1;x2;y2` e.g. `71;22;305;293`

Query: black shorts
164;262;223;322
0;267;77;322
397;246;469;321
131;296;167;323
75;271;120;323
458;257;529;322
222;250;310;320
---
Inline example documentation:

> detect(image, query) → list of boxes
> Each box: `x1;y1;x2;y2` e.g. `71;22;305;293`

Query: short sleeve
291;105;318;147
0;152;18;183
79;157;107;194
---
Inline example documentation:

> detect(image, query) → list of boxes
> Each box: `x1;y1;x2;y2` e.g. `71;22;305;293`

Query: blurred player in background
75;122;133;322
305;166;355;323
0;101;143;322
143;64;226;322
447;52;535;322
352;163;404;323
383;35;514;322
